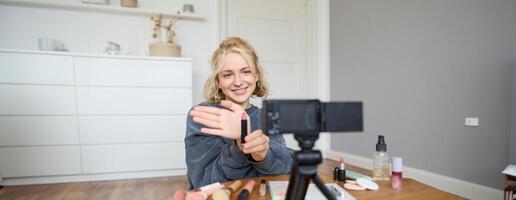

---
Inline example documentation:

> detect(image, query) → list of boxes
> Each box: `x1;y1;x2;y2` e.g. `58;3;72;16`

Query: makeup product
346;170;373;180
200;182;224;199
343;183;366;191
175;183;223;200
200;182;222;191
259;179;267;197
237;180;255;200
373;135;390;181
356;178;379;190
241;113;247;144
391;157;403;189
338;157;346;181
226;180;243;194
333;167;339;180
211;189;229;200
212;180;242;200
333;157;346;181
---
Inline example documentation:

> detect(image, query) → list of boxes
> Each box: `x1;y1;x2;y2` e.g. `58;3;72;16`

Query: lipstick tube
338;157;346;181
241;113;247;144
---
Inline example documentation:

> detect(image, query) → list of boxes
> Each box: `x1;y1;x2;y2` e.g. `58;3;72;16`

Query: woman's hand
189;100;248;140
242;129;269;161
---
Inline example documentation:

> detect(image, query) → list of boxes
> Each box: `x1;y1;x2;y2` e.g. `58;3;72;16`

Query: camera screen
262;100;321;135
279;102;320;133
262;99;363;135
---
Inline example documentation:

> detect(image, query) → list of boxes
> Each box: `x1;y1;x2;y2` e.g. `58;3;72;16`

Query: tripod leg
286;165;311;200
313;175;337;200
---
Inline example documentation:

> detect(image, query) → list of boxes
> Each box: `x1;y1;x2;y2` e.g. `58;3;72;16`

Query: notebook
268;181;355;200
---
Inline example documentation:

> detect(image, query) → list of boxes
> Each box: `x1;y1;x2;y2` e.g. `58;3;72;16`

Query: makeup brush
237;180;256;200
174;182;224;200
212;180;242;200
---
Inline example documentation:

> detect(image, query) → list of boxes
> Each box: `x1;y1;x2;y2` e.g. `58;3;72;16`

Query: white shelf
0;0;204;21
0;48;193;62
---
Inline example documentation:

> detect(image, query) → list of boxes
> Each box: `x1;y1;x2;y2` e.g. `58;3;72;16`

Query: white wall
329;0;516;189
0;0;336;165
0;0;217;104
512;59;516;164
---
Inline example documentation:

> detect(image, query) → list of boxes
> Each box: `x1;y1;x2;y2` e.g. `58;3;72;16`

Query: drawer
0;146;82;177
81;143;186;173
0;116;79;146
76;87;191;115
0;52;74;85
74;57;191;87
79;116;186;144
0;85;77;115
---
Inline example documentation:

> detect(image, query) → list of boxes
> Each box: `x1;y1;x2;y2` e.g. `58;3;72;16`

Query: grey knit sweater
184;103;293;188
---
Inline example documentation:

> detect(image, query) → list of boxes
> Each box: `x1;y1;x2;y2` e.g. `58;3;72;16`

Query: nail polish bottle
391;157;403;189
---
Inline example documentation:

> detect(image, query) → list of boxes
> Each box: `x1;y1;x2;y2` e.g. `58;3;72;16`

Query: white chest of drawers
0;49;192;185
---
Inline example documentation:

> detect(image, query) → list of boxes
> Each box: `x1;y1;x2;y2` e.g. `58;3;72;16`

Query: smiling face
217;52;258;108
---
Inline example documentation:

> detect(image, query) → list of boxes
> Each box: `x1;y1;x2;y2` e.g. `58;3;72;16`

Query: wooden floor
0;160;338;200
0;176;189;200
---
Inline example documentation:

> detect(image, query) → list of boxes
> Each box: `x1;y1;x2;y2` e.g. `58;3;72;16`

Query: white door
223;0;312;149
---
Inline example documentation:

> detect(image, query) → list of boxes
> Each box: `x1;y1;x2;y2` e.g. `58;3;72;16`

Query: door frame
216;0;331;151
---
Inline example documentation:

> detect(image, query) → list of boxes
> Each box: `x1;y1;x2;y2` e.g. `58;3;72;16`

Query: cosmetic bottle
373;135;390;181
338;157;346;181
391;157;403;189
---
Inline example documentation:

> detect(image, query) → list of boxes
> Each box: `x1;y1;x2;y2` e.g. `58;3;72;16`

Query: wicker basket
121;0;137;8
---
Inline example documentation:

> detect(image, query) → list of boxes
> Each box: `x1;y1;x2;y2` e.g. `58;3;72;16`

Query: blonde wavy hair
203;37;269;104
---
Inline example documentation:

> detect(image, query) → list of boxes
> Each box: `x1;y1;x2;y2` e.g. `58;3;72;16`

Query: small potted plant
149;12;181;57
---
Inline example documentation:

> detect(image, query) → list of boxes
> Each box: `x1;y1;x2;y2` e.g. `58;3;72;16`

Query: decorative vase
160;27;169;43
149;42;181;57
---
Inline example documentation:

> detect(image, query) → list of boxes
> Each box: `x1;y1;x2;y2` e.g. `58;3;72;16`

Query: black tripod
285;134;337;200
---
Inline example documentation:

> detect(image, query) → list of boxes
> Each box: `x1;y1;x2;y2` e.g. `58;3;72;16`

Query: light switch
465;117;479;127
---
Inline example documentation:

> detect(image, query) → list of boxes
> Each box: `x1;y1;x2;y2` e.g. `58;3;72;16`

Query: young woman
185;37;293;188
